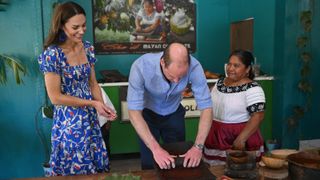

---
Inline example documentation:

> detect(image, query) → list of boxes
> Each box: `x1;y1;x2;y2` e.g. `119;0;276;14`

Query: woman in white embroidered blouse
203;50;266;166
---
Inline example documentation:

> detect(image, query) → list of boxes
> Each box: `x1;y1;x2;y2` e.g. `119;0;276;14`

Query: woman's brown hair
44;1;86;49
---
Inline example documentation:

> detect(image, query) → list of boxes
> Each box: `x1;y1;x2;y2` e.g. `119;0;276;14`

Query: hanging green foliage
288;1;314;128
300;10;312;32
297;36;308;48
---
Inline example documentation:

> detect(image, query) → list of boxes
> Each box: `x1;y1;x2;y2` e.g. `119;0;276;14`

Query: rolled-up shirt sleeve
127;61;145;110
189;60;213;110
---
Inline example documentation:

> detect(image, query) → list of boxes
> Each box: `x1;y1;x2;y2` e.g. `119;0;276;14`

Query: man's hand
181;146;202;168
152;146;176;169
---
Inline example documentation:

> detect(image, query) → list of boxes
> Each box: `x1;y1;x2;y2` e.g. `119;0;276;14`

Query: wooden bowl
228;151;249;164
271;149;298;160
262;155;285;169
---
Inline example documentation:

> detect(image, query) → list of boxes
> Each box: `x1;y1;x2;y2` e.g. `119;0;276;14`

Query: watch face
195;144;204;150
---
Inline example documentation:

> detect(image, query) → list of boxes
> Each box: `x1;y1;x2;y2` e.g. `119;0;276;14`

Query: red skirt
203;120;264;165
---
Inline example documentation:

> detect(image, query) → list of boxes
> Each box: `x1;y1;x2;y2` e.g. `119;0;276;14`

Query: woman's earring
59;31;67;42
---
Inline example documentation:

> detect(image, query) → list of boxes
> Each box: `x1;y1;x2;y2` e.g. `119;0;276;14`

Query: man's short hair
161;42;191;67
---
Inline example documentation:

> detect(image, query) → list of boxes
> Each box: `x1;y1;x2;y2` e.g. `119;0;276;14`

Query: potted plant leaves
0;54;26;85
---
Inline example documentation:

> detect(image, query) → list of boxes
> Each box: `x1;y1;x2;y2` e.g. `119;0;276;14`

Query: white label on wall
121;101;130;121
181;98;200;118
120;98;200;122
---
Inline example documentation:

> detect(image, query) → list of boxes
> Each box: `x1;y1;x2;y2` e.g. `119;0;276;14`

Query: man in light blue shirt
127;42;212;170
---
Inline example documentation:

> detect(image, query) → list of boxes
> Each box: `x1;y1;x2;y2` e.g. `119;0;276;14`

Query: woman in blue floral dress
38;1;117;176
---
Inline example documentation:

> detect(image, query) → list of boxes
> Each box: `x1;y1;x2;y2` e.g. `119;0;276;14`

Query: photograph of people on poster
92;0;196;54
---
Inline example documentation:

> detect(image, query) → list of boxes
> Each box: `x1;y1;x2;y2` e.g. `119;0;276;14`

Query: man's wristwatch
194;143;204;151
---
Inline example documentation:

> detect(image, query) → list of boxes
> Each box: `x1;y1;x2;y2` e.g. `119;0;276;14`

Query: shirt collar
155;52;169;82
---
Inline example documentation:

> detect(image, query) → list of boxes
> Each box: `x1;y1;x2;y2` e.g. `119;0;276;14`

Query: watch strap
194;143;204;151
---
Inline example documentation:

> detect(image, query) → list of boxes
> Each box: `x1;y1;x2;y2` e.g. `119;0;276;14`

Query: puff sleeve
246;85;266;114
84;41;97;65
38;47;61;75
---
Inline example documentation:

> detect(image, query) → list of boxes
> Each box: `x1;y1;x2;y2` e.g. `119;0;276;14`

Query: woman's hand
93;100;117;120
136;26;142;32
232;111;265;150
232;138;246;150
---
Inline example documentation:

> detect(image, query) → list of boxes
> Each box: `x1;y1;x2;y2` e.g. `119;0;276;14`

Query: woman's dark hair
143;0;154;6
44;1;86;49
229;49;255;80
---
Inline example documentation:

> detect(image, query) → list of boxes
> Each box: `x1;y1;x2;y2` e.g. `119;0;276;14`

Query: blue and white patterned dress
38;41;109;176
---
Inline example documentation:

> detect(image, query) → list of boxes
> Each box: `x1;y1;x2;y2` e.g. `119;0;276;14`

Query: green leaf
104;173;141;180
13;62;21;84
298;80;312;93
300;52;311;63
293;106;305;118
297;36;308;48
0;54;27;85
303;20;312;32
300;10;312;32
300;65;310;77
0;59;7;84
300;10;312;23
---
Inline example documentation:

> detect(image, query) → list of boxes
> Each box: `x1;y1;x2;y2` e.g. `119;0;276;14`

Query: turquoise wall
229;0;276;75
274;0;303;148
195;0;229;73
273;0;286;146
307;0;320;139
273;0;320;148
0;1;47;178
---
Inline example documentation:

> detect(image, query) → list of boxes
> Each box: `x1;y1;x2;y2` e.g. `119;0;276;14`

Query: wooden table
15;165;226;180
16;165;292;180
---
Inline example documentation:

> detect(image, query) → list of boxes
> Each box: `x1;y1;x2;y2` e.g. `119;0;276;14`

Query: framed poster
92;0;196;54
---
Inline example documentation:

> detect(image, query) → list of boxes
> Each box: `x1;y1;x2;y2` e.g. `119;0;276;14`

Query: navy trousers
139;104;186;169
